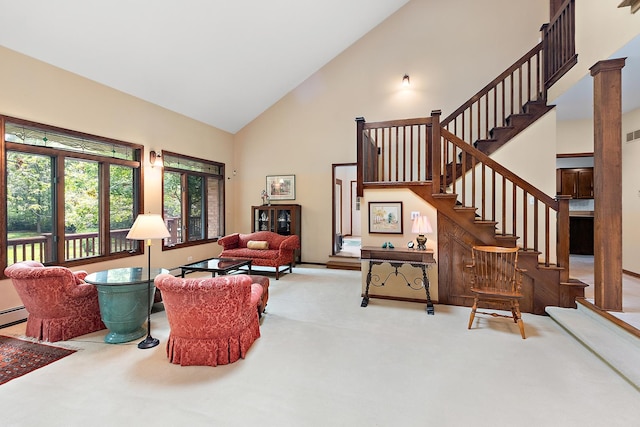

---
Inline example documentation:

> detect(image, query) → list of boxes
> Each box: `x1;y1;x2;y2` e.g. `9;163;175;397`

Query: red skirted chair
155;273;262;366
4;261;105;342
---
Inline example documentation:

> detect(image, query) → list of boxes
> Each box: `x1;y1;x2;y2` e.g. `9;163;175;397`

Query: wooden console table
360;246;436;314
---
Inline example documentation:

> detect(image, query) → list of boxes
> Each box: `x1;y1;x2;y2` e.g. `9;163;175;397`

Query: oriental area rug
0;335;75;385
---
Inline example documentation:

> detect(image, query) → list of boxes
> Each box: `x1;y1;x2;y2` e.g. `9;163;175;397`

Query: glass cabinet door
255;208;274;232
276;209;292;234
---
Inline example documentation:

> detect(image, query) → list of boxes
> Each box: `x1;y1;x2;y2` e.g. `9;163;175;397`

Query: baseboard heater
0;306;28;328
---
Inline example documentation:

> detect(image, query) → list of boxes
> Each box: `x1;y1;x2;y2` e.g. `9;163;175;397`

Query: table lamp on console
411;215;433;251
126;213;170;349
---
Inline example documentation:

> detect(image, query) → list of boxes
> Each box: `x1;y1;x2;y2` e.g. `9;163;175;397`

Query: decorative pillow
247;240;269;250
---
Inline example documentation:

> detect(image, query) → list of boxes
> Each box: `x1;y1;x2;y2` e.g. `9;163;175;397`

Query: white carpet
1;265;638;426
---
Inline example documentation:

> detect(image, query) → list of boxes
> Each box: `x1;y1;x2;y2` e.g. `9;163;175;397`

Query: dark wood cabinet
252;204;301;263
569;216;594;255
558;168;594;199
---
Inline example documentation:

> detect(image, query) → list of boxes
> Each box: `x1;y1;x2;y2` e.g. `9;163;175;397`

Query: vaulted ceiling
0;1;638;133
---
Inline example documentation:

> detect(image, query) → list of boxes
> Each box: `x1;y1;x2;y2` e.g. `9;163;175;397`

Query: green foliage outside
6;151;135;263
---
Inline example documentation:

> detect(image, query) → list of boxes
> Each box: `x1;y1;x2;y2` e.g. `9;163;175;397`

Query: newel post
590;58;625;311
355;117;365;198
556;195;571;283
430;110;442;192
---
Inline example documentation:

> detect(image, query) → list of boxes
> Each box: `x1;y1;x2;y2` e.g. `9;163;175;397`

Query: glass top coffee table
179;258;252;277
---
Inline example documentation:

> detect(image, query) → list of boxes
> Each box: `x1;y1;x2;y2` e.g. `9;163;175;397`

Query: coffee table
180;258;252;277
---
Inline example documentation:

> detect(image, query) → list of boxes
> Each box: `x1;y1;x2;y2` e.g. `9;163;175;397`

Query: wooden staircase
355;0;584;315
474;100;555;158
402;181;584;315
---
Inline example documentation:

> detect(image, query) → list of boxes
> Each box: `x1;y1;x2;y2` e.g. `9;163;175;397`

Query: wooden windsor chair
466;245;527;339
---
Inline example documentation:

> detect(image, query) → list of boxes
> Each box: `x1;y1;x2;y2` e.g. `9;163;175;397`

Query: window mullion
181;173;188;241
55;156;65;264
99;163;109;256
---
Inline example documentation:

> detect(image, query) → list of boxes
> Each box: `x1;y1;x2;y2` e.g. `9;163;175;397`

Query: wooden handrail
541;0;577;90
440;43;543;146
438;128;567;266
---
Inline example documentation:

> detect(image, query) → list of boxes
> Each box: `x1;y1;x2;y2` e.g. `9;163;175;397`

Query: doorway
332;163;360;257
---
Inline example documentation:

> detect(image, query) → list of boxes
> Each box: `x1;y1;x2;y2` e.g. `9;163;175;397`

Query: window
162;151;224;248
2;116;143;272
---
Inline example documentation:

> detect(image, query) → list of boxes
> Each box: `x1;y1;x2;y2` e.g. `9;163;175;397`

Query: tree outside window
2;116;142;272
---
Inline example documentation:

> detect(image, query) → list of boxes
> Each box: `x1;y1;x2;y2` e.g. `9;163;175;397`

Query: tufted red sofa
4;261;105;342
217;231;300;279
155;273;262;366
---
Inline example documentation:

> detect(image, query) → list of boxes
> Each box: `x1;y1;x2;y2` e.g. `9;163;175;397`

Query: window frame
161;150;225;250
1;115;145;275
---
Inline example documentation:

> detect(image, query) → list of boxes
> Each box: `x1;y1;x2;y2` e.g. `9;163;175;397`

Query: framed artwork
368;201;403;234
266;175;296;200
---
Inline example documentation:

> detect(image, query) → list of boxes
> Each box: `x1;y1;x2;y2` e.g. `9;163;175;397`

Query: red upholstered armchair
155;273;262;367
4;261;105;342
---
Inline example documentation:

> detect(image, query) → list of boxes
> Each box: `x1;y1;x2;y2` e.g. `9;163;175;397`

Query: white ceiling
0;1;637;133
0;0;410;134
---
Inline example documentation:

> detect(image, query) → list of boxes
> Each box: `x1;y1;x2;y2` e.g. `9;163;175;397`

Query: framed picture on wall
368;201;403;234
266;175;295;200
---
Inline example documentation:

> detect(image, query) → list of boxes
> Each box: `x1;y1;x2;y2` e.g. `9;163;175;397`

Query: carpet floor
0;265;638;426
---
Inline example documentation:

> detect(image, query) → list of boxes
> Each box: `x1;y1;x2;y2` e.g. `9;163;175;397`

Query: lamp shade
126;214;171;240
411;215;433;234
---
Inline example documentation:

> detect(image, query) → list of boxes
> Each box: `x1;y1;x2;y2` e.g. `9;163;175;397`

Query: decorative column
590;58;625;311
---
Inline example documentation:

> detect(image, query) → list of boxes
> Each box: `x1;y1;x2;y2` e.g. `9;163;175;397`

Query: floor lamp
126;214;170;349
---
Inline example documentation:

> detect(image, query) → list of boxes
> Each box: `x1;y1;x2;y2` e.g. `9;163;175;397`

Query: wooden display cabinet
252;204;301;263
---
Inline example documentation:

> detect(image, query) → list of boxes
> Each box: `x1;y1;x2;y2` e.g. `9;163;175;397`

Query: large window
1;116;143;271
162;151;224;248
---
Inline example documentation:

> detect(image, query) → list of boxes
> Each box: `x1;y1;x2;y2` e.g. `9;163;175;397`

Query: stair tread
546;305;640;388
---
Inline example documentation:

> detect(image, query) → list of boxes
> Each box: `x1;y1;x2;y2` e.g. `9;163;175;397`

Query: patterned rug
0;335;76;385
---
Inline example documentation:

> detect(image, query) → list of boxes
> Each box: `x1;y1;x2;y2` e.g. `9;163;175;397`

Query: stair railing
541;0;577;90
440;43;544;147
356;115;437;196
439;0;575;150
435;127;569;274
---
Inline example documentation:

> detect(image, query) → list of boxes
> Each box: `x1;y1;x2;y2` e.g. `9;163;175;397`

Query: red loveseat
217;231;300;280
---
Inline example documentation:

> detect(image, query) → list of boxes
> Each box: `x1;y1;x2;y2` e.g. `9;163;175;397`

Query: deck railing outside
7;229;136;265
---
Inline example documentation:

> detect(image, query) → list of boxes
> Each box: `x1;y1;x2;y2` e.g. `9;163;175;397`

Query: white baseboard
0;306;28;328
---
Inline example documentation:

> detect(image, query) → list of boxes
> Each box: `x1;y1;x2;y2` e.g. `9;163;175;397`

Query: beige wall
0;45;234;312
548;0;640;104
233;0;547;265
622;108;640;274
557;118;594;154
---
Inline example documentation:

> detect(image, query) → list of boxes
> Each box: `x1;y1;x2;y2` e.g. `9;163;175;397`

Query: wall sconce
402;74;410;87
411;215;433;250
149;150;163;168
